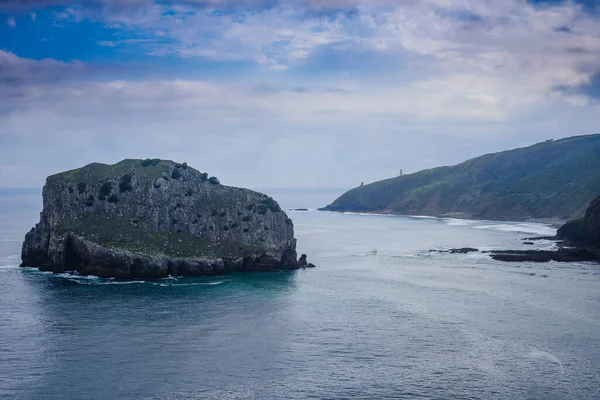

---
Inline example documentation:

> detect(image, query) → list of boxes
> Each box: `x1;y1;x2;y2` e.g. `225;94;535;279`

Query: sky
1;0;599;190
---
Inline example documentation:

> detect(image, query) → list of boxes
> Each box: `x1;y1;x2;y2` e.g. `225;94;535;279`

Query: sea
1;190;599;399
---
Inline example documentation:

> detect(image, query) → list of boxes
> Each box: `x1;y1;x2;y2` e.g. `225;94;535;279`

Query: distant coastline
318;209;565;228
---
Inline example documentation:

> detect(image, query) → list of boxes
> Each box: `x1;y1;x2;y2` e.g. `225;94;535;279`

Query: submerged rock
21;159;314;278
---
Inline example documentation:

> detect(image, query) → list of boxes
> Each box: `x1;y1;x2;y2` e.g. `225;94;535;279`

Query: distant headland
321;134;600;222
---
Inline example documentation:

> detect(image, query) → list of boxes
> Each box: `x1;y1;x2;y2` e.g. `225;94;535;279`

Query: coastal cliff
557;195;600;250
321;134;600;221
21;159;312;278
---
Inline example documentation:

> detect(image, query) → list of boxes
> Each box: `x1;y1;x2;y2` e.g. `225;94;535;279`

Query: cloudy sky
1;0;599;190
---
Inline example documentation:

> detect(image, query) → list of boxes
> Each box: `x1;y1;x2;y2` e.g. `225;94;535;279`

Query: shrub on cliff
119;174;133;193
208;176;220;185
172;169;182;179
107;194;119;204
257;204;268;215
141;159;160;167
85;195;95;207
261;197;281;213
99;182;113;201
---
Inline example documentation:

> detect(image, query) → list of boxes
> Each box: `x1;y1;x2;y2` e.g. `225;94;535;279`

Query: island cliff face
21;159;310;278
557;195;600;250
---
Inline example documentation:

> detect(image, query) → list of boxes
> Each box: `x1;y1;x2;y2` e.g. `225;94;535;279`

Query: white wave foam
15;268;228;287
443;218;474;226
0;254;22;266
55;273;102;280
69;279;146;285
21;267;52;274
474;223;556;236
391;253;419;258
151;281;224;287
179;281;224;286
342;212;375;216
528;350;565;374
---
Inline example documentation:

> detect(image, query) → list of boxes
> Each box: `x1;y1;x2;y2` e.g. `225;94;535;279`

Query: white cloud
0;73;552;124
7;16;16;27
1;0;600;189
64;0;600;107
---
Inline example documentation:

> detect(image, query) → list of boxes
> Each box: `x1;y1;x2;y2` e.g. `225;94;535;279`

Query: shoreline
315;209;565;228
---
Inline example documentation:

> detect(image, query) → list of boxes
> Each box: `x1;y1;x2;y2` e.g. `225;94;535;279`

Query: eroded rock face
21;159;310;278
557;195;600;249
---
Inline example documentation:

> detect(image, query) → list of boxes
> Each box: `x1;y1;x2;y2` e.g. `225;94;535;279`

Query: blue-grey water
1;192;600;399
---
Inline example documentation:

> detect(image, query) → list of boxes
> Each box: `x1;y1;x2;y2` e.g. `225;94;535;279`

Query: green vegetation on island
21;159;309;279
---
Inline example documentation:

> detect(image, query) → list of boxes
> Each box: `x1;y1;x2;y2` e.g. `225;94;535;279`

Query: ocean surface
1;191;600;399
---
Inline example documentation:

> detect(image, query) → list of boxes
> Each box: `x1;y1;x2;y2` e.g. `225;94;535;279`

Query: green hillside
321;134;600;221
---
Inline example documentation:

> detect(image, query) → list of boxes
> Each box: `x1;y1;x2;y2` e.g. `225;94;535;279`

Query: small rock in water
449;247;479;254
429;247;479;254
298;254;308;267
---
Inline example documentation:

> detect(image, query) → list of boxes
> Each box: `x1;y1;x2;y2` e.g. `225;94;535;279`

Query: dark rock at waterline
557;194;600;250
450;247;479;254
522;242;535;245
21;159;315;279
296;254;317;268
430;247;479;254
489;249;600;263
298;254;308;267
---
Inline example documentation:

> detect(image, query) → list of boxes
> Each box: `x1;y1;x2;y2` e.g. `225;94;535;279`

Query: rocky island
21;159;314;278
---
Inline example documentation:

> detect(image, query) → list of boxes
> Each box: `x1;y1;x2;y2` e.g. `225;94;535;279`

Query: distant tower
399;169;403;176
